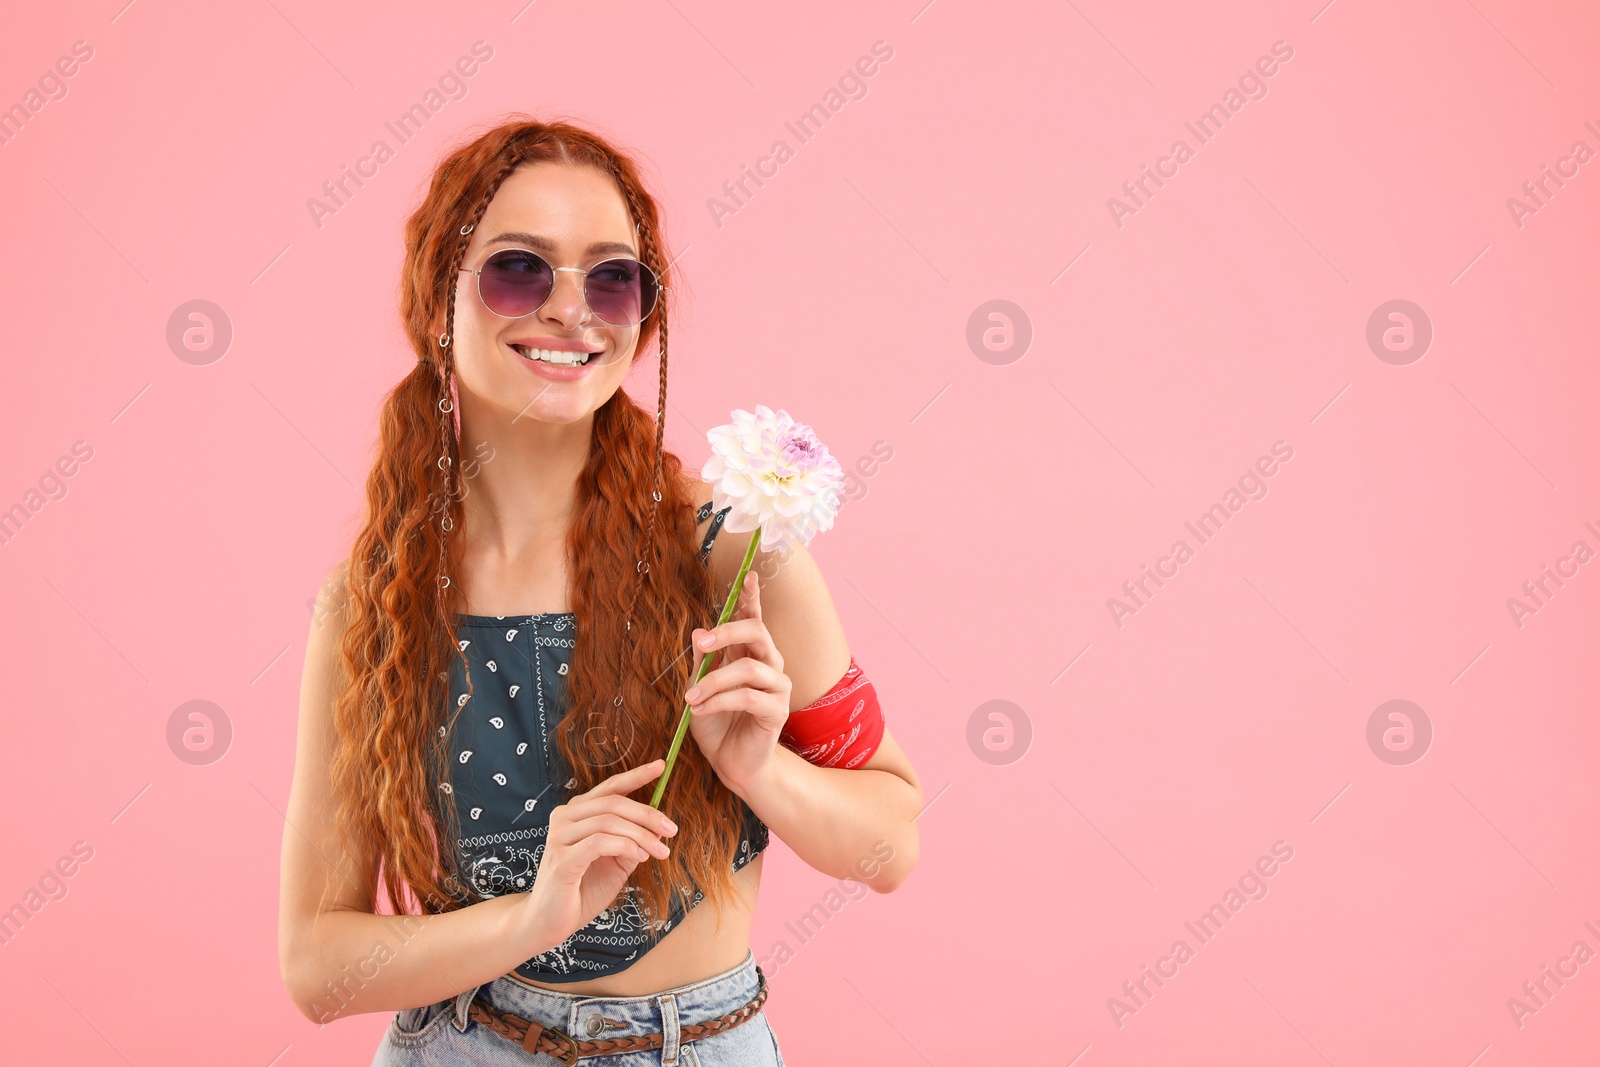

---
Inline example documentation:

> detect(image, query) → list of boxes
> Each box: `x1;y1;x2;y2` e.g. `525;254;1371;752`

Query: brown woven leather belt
467;967;768;1065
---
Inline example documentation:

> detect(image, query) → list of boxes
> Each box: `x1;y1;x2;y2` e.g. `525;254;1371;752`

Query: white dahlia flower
701;405;845;555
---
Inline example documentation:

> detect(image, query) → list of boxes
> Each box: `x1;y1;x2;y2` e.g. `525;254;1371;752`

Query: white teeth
515;345;595;366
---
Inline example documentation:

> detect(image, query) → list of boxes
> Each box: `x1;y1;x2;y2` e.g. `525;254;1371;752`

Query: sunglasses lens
585;259;658;326
479;249;553;317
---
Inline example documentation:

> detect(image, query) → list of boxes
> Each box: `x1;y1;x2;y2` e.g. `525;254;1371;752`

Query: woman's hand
684;569;793;795
519;760;678;952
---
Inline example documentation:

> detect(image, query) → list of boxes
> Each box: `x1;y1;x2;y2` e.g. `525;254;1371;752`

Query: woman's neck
457;405;592;559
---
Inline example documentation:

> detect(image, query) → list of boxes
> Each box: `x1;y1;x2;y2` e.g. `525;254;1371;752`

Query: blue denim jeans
371;951;784;1066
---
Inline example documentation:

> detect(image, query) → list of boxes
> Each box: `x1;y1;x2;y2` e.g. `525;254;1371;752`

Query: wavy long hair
324;116;744;928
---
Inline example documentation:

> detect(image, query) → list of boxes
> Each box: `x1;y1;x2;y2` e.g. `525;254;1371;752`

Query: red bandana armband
778;656;885;769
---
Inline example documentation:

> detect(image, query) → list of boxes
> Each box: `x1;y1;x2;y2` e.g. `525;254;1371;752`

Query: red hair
325;115;744;927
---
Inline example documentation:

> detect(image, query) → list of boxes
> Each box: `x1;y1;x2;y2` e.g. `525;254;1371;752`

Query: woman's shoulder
310;559;353;638
301;559;356;694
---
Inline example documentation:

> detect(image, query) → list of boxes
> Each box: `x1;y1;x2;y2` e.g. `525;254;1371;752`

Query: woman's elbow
872;773;923;893
867;827;920;894
280;938;339;1025
280;962;321;1024
293;993;335;1026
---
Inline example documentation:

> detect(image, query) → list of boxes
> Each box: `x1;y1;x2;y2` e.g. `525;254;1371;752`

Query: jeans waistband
451;950;762;1051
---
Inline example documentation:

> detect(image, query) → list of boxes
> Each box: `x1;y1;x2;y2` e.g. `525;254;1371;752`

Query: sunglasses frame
459;247;669;327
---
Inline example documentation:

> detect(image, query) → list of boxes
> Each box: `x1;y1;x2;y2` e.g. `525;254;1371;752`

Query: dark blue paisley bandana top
438;500;769;982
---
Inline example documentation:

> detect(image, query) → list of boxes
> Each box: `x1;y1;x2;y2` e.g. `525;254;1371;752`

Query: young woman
276;117;923;1065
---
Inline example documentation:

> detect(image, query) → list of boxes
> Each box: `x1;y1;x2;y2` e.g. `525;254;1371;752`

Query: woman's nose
540;267;592;326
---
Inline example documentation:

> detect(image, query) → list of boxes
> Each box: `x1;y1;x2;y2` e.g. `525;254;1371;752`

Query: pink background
3;0;1598;1063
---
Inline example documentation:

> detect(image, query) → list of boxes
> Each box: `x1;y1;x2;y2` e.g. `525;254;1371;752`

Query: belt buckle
547;1028;580;1067
515;1015;580;1066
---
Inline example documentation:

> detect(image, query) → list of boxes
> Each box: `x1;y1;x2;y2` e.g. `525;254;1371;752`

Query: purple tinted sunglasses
460;247;667;327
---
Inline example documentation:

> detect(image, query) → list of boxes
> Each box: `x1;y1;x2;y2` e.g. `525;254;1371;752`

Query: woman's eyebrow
485;231;637;256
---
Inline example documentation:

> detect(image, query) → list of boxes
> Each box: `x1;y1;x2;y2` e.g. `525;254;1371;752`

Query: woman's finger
685;656;785;706
715;568;764;619
688;688;787;728
562;793;678;838
728;570;763;637
695;617;779;666
557;813;671;858
563;833;651;872
582;759;665;799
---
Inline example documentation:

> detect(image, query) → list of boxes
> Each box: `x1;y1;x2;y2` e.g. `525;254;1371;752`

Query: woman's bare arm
277;564;676;1023
735;731;922;892
702;529;924;893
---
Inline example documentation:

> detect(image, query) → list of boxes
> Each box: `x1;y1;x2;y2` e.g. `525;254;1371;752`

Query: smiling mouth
512;344;602;367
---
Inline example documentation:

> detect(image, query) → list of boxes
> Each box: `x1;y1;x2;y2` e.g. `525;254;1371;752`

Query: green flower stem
649;524;764;810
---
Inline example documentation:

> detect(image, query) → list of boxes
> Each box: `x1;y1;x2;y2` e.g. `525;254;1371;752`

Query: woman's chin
503;384;616;427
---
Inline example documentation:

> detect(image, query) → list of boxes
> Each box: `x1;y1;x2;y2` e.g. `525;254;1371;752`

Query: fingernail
664;819;677;834
684;687;700;702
